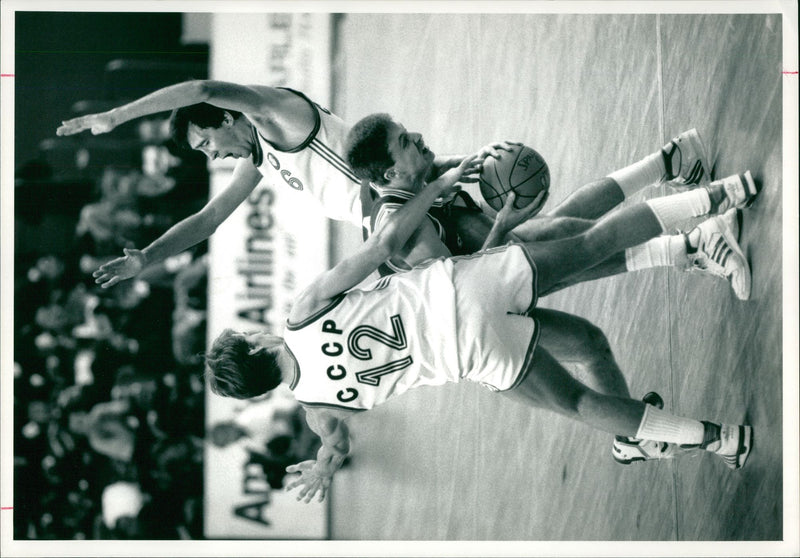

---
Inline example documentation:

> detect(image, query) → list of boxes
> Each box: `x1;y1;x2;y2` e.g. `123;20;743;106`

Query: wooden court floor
328;13;788;543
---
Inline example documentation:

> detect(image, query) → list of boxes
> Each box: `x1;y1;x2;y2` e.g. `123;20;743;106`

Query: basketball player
54;79;664;407
56;79;519;289
347;113;757;299
204;157;754;503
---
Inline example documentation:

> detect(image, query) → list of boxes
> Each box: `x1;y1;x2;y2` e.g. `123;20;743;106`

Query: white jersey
284;259;462;412
253;88;363;226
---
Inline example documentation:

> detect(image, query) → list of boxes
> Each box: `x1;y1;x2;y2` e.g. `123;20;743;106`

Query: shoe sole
739;170;759;208
665;129;711;185
716;217;752;300
722;425;753;470
682;129;711;185
720;208;741;242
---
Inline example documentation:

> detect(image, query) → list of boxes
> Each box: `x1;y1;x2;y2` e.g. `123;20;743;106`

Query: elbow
373;235;397;263
373;224;403;260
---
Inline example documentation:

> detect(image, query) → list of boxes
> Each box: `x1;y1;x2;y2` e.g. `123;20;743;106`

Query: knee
580;319;613;359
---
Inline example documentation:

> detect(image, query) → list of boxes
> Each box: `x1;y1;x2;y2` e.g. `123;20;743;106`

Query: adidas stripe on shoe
661;129;712;186
685;209;751;300
705;170;759;214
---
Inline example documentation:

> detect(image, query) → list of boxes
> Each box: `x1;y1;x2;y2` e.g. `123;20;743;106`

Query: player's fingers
461;153;478;166
524;191;549;217
505;191;517;206
101;276;120;289
286;461;313;473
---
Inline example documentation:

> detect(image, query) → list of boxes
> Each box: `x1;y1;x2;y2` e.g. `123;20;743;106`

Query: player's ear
384;166;398;182
221;111;235;127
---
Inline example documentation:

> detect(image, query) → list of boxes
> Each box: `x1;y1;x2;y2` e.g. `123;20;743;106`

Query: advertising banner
204;12;332;539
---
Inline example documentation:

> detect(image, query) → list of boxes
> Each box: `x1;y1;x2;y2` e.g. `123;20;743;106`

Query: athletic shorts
451;243;540;391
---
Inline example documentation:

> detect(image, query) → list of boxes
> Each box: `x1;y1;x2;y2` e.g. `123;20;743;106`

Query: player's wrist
107;107;122;127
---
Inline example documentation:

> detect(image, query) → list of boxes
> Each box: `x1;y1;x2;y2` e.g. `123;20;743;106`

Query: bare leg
510;216;629;295
526;203;663;295
501;346;643;436
544;177;625;220
535;309;630;397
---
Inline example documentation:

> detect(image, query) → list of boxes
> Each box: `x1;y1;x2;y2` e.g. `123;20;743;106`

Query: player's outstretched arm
56;79;302;136
481;190;549;250
429;141;522;183
285;408;352;503
93;161;262;288
291;155;479;320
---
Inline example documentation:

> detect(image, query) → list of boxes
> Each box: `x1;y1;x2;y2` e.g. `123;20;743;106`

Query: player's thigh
511;215;595;242
500;345;589;418
535;309;611;362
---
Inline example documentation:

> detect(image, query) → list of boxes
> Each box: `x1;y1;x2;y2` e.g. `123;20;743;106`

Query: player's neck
388;174;424;194
277;343;298;385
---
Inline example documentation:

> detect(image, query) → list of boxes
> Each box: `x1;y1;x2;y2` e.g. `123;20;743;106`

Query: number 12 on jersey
349;315;413;386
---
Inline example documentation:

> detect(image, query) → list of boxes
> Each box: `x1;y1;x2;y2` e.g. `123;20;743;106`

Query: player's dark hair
345;113;395;185
205;329;282;399
169;103;243;151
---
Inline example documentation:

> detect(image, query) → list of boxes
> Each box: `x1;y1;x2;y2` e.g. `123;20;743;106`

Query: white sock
607;152;664;197
645;190;711;231
635;405;705;445
625;235;688;271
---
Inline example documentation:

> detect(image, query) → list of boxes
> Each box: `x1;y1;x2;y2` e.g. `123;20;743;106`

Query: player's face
385;121;435;184
186;113;253;161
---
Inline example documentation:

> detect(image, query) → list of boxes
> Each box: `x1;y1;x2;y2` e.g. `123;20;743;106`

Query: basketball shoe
612;393;691;465
683;208;751;300
661;129;712;185
704;170;759;214
681;422;754;470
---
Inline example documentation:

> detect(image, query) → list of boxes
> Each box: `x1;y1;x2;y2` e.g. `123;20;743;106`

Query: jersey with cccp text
283;245;541;411
283;258;462;412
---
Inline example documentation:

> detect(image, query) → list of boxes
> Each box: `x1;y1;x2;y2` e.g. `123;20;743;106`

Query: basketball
478;144;550;211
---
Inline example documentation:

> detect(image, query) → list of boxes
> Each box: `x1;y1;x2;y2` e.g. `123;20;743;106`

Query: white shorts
451;243;540;391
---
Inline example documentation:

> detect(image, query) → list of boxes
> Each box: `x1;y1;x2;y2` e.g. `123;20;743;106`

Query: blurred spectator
14;51;218;540
101;481;148;535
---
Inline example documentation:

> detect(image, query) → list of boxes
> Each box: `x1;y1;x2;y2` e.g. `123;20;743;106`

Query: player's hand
461;141;523;183
495;190;549;230
92;248;146;289
57;111;118;136
285;460;334;503
430;153;479;198
476;140;522;162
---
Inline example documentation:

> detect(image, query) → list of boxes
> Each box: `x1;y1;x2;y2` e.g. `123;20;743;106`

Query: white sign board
204;12;332;539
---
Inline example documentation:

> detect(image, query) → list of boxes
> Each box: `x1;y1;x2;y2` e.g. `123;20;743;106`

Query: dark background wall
15;12;187;167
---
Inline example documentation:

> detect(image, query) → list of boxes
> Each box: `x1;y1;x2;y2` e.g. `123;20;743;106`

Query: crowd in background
13;42;325;537
13;116;211;539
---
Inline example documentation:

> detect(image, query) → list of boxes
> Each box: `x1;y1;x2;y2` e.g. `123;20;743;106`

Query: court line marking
655;12;682;542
